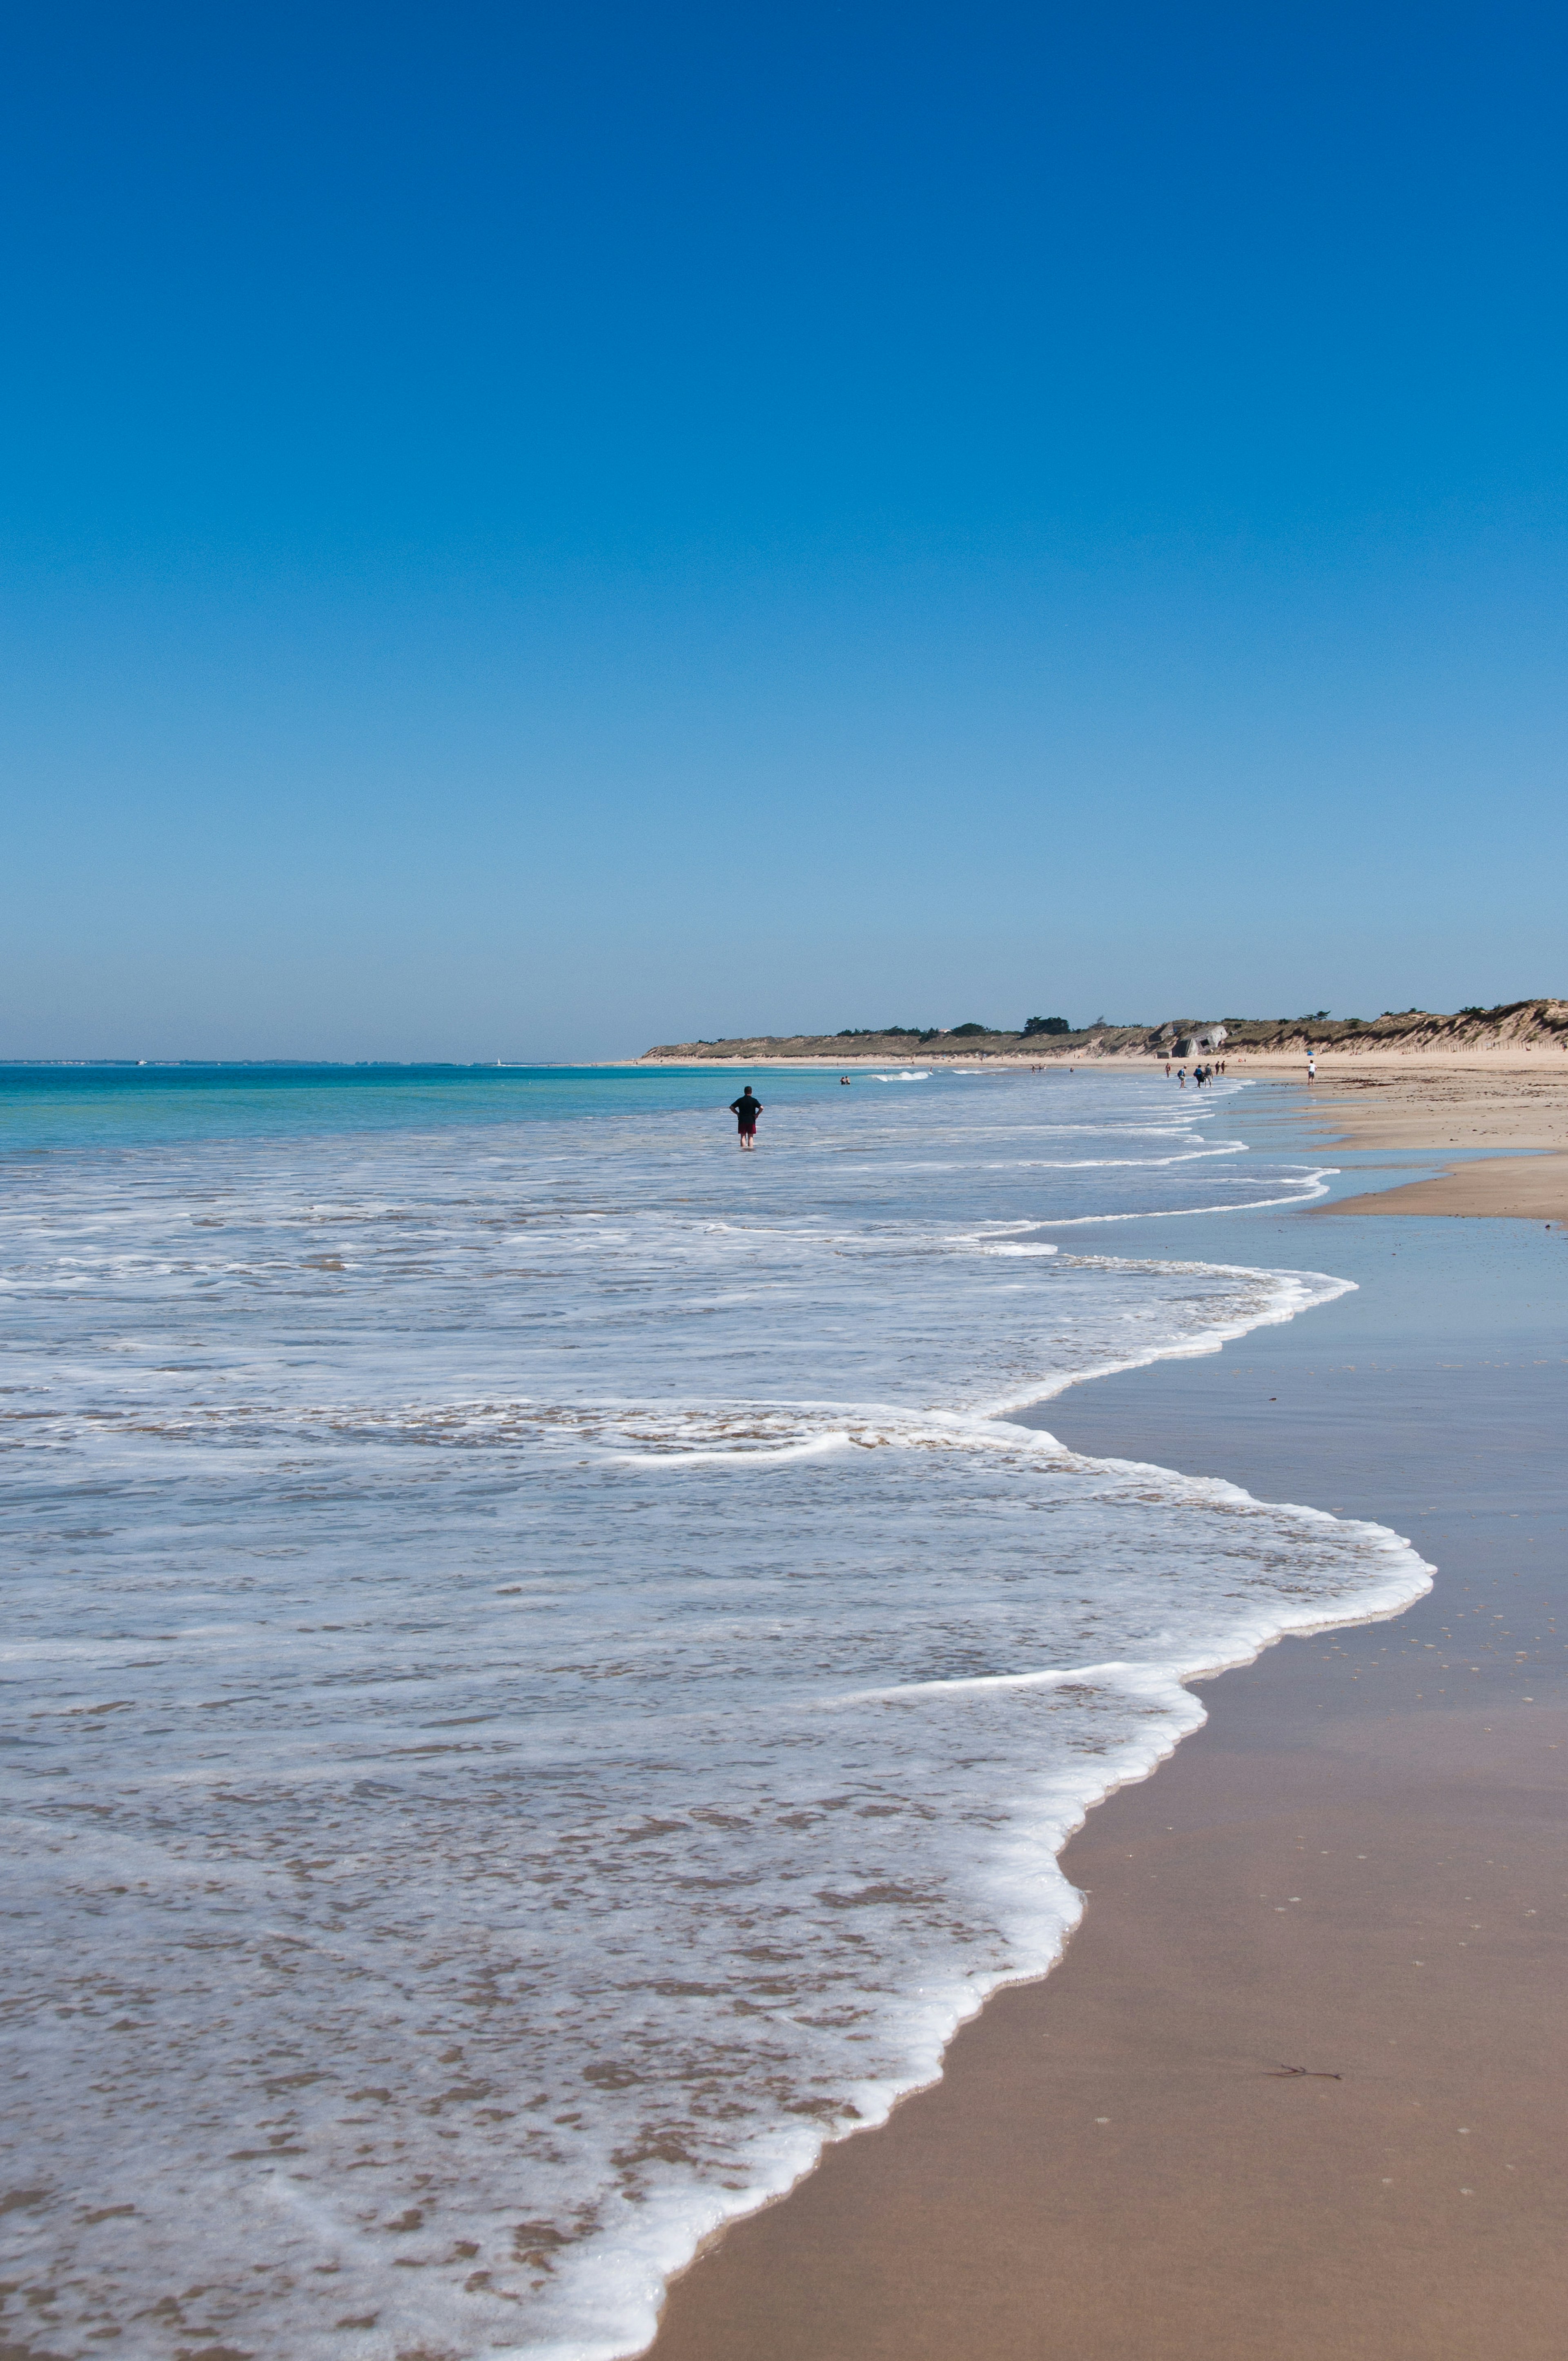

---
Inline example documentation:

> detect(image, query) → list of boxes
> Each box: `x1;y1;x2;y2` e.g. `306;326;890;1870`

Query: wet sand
1290;1058;1568;1220
648;1213;1566;2359
1321;1153;1568;1221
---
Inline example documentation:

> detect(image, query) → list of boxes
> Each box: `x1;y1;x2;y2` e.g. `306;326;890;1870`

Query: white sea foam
1;1072;1428;2360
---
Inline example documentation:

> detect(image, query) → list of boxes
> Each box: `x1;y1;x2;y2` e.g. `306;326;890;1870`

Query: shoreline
646;1092;1566;2359
636;1050;1568;1218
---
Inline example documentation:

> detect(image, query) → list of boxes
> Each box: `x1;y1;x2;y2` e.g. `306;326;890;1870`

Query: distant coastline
641;997;1568;1065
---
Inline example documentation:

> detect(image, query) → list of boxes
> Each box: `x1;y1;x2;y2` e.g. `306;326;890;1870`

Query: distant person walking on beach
1307;1052;1316;1082
730;1086;763;1148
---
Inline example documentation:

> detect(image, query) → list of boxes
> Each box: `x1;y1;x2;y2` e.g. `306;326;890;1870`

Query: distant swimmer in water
840;1075;851;1084
730;1086;763;1148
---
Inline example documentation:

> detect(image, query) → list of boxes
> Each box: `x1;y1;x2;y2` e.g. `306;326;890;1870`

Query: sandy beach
647;1077;1566;2359
1238;1053;1568;1221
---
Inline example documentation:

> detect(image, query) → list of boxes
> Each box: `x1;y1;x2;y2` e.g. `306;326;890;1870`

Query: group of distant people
1166;1059;1226;1088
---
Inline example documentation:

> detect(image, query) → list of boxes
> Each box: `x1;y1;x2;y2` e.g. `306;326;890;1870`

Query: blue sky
4;2;1564;1057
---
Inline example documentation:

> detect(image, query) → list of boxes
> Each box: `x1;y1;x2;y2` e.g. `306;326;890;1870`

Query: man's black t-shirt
730;1093;762;1129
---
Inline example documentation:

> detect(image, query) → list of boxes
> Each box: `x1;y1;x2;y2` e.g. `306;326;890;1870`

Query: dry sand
646;1094;1567;2361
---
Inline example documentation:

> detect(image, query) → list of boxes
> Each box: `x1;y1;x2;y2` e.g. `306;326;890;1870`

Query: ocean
1;1062;1429;2361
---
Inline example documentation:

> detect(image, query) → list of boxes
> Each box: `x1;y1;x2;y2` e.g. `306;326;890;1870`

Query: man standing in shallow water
729;1085;763;1148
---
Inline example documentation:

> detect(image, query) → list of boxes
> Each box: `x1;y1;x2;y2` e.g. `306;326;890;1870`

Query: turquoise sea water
1;1063;1427;2361
1;1061;844;1149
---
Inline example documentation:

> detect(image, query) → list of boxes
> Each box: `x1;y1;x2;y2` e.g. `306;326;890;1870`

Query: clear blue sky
4;2;1564;1058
